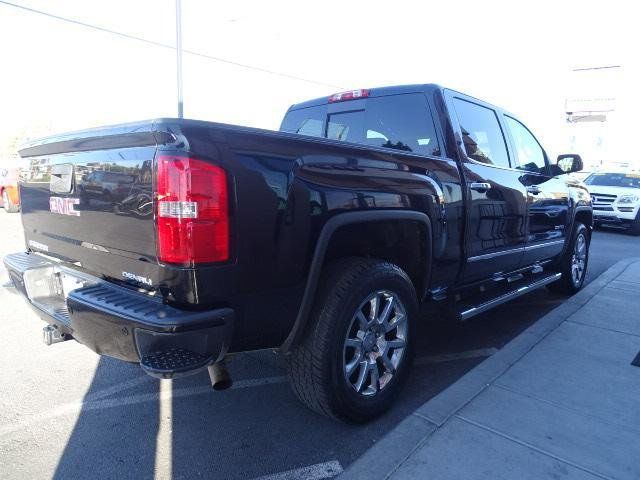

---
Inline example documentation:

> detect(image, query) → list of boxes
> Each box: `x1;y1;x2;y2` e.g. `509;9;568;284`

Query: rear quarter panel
158;120;464;350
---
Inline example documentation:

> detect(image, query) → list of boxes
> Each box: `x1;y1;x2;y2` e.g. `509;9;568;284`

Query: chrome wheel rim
342;290;408;397
571;233;587;285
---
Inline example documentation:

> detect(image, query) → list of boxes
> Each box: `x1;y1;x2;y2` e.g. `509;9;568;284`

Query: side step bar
459;273;561;321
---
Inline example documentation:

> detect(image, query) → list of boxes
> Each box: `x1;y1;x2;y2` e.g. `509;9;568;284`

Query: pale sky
0;0;638;167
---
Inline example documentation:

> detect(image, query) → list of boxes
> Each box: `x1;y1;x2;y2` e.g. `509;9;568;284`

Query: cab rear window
280;93;441;156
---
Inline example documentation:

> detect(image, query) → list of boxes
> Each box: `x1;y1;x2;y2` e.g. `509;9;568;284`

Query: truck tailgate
18;122;167;288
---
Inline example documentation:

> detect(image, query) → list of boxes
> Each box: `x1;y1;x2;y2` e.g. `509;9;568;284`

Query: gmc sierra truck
5;84;592;422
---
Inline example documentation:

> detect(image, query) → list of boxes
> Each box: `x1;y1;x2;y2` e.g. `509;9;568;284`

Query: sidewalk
344;258;640;480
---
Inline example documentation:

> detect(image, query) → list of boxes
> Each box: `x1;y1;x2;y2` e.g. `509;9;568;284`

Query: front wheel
548;222;590;294
629;211;640;236
287;257;418;423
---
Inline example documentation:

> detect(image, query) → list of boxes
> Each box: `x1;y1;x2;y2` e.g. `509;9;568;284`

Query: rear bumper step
4;252;234;378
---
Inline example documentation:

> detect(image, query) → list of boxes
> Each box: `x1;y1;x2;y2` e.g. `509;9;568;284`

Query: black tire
287;257;418;423
2;190;19;213
628;211;640;236
548;222;590;294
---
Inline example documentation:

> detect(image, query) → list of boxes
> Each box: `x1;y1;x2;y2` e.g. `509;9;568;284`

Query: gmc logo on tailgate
49;197;80;216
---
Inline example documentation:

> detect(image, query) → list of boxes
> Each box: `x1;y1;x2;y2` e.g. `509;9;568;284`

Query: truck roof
288;83;444;111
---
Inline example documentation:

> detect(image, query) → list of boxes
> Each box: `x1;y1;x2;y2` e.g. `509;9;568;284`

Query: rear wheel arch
280;210;433;353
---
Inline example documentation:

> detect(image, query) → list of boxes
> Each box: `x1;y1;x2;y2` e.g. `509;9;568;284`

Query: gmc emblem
49;197;80;216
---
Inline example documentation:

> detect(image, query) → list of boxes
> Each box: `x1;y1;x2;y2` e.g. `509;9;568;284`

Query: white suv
585;171;640;235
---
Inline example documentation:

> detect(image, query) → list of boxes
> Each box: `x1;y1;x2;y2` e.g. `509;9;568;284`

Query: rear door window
452;98;510;168
362;94;440;156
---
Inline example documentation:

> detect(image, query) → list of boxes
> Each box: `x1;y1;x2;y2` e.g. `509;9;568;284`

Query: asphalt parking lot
0;210;637;480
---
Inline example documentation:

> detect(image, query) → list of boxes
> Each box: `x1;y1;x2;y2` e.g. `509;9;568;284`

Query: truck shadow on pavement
52;359;160;480
50;344;481;479
52;290;562;479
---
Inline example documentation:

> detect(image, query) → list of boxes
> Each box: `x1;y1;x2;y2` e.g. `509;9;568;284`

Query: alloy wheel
342;290;408;397
571;232;587;285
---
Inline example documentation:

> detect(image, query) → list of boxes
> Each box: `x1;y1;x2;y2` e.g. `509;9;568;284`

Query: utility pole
175;0;183;118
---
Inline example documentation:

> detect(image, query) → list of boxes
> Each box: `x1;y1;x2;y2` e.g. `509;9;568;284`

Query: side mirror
557;154;583;174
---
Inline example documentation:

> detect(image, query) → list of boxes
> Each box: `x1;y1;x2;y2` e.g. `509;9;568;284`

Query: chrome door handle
469;182;491;192
527;185;542;195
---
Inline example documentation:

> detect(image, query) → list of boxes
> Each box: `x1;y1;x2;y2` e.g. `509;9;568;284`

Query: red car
0;164;20;213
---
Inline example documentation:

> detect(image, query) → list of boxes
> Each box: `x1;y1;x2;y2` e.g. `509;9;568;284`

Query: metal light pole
175;0;184;118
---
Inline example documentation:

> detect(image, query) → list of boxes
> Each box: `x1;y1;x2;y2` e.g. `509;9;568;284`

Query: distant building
564;65;623;172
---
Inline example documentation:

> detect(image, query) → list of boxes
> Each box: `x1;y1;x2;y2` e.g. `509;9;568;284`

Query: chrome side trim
460;273;562;321
467;247;524;263
523;239;565;251
467;239;565;263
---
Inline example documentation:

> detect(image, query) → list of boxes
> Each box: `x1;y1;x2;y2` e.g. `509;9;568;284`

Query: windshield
585;173;640;189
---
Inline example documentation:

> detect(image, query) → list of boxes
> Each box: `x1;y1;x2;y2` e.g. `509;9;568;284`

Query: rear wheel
287;257;417;423
2;190;19;213
548;222;589;294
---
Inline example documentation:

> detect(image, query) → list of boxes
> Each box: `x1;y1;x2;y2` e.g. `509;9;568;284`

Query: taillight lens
156;155;229;266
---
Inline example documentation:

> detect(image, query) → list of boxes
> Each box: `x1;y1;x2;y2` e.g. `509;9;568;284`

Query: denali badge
122;271;153;286
50;197;80;216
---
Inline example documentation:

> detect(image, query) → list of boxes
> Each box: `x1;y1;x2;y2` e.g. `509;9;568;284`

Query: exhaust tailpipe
43;324;70;346
207;361;232;390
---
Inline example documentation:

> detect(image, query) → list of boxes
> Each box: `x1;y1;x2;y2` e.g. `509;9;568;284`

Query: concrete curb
342;257;640;480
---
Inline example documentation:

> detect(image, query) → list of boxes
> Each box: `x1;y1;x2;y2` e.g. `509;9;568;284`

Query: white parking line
252;461;343;480
415;347;498;365
0;375;288;439
154;380;173;480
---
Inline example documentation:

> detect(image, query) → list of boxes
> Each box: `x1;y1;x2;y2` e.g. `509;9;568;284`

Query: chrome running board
459;273;562;321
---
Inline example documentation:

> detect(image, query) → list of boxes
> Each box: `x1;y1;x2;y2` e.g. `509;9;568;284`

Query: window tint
279;106;325;138
505;116;546;173
280;93;441;156
452;98;510;168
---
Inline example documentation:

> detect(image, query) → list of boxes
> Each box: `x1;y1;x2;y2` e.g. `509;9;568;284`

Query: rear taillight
156;155;229;266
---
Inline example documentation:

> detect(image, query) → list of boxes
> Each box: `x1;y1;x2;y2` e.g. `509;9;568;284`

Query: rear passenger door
445;92;528;283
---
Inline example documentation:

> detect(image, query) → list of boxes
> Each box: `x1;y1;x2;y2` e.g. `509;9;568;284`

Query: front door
501;115;570;265
446;93;528;283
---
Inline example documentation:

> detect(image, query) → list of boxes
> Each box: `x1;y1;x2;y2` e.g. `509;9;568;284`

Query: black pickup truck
5;84;592;422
